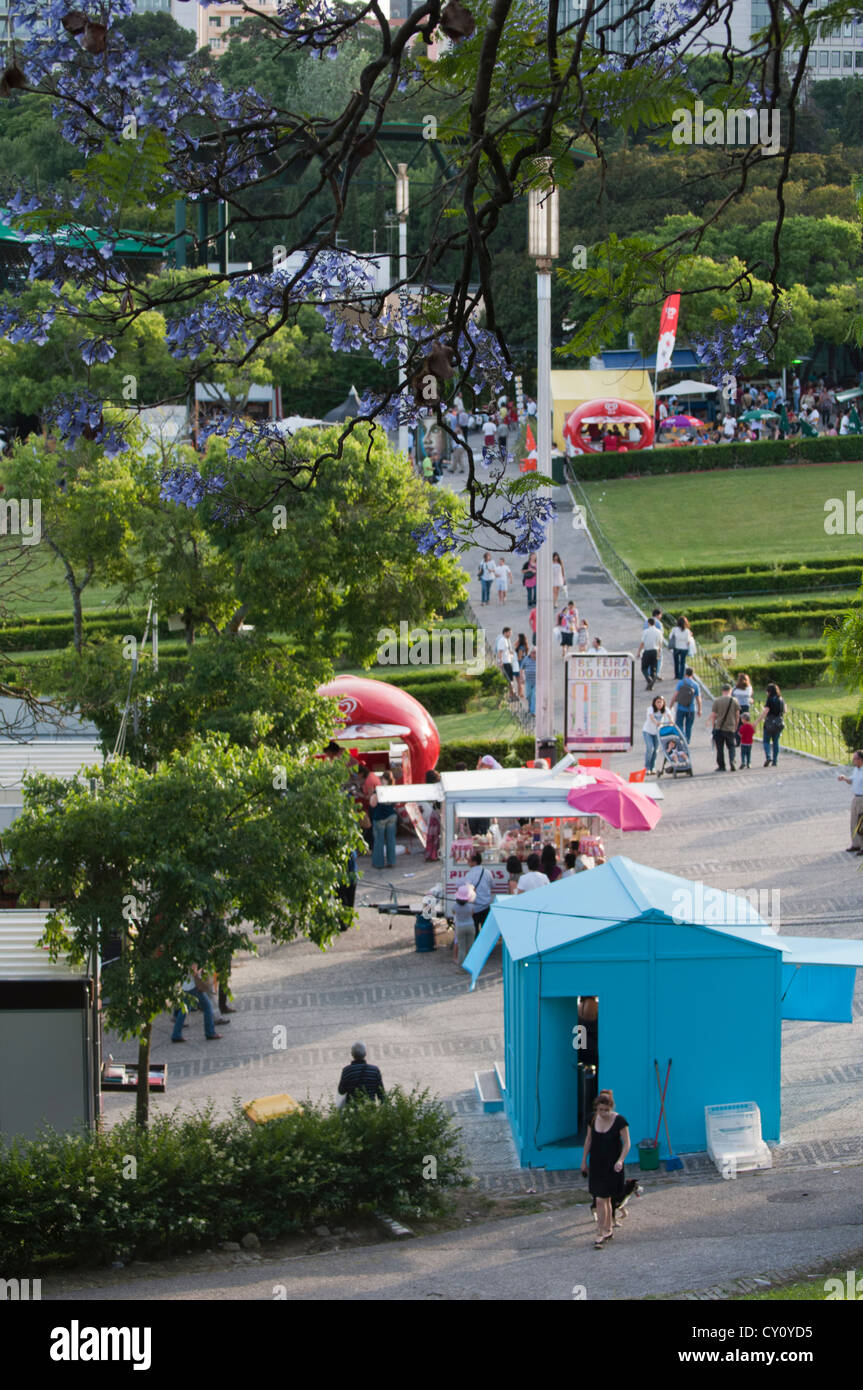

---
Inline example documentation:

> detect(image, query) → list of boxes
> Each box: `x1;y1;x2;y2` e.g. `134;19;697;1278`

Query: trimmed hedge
770;645;828;661
435;735;559;769
758;609;845;637
574;434;863;481
0;611;174;653
684;596;849;618
736;658;829;687
648;566;862;600
399;678;475;714
640;557;863;581
0;1091;469;1272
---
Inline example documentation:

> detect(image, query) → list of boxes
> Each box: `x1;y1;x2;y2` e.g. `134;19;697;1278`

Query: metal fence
567;469;851;766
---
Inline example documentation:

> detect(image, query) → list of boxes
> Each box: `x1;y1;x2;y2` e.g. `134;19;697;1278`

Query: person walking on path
709;683;741;772
493;557;512;604
754;681;786;767
732;673;753;715
581;1089;631;1248
452;882;478;964
478;552;496;606
171;967;222;1042
670;665;701;745
738;711;755;768
837;750;863;852
644;609;665;680
642;695;667;773
668;616;694;681
514;632;529;699
559;600;578;653
637;617;662;691
496;626;519;698
552;551;566;605
369;769;398;868
521;553;538;608
464;851;495;930
338;1042;385;1104
522;644;537;715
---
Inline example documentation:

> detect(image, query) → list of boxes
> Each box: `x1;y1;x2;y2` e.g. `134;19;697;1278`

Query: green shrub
436;735;550;769
640;556;863;581
0;1089;469;1272
737;658;830;687
648;567;862;600
573;434;863;480
757;609;846;637
769;645;827;661
399;679;475;713
840;714;863;753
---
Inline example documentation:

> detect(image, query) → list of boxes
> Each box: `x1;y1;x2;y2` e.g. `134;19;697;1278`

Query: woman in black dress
581;1089;631;1248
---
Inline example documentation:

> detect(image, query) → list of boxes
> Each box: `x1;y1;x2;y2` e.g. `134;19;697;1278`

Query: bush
436;735;550;769
0;611;173;653
0;1089;470;1272
769;645;827;661
738;658;829;687
840;714;863;753
640;556;863;581
647;567;862;600
573;434;863;481
757;609;846;637
399;679;475;713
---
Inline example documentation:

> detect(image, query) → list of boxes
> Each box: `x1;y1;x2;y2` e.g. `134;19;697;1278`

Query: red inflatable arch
564;398;655;454
316;675;441;782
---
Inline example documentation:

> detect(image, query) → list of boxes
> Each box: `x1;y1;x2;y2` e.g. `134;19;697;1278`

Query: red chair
628;769;646;783
578;757;603;769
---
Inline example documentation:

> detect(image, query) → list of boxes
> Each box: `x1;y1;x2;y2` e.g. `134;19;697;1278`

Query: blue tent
464;857;863;1170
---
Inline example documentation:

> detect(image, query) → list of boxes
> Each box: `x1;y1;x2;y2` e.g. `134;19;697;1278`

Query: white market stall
375;763;663;908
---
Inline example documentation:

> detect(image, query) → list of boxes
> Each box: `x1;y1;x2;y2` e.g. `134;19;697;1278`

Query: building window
844;22;852;37
832;50;841;66
820;51;829;66
211;15;222;25
230;14;242;23
857;52;863;67
845;52;853;67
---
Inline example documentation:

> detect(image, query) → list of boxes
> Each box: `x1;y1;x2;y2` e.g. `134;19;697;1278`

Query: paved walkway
59;446;863;1300
51;1162;863;1301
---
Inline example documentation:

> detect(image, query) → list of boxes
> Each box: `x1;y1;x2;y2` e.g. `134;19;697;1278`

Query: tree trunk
183;609;195;647
135;1021;152;1128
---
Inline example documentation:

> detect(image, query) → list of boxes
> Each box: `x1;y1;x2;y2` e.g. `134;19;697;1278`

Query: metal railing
567;468;851;765
464;597;535;737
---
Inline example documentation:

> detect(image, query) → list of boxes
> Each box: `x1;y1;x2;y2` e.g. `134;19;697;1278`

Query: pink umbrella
566;782;662;831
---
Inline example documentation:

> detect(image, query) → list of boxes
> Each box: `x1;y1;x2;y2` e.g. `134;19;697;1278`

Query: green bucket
638;1139;660;1171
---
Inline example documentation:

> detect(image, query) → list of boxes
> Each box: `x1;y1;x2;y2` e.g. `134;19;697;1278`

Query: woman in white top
732;673;753;714
642;695;667;773
552;551;566;604
494;559;512;603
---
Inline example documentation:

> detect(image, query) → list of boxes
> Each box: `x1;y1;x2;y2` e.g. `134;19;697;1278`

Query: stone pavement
75;447;863;1301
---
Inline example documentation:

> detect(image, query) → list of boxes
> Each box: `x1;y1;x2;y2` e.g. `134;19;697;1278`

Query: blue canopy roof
463;858;863;1022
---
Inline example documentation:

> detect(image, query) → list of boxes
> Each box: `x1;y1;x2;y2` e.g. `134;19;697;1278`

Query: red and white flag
655;293;680;373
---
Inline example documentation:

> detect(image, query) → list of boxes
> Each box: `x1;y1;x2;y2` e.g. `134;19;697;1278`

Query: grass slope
583;461;863;571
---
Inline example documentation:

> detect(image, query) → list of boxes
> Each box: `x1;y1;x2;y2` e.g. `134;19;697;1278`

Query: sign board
563;652;635;752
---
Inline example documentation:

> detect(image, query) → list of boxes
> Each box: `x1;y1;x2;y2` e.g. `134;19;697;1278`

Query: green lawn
583;461;863;570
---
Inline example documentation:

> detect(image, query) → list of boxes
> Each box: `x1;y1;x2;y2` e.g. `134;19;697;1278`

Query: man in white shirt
643;607;664;677
637;617;663;691
483;418;497;451
722;413;736;440
591;638;607;654
807;407;821;432
495;627;518;696
516;853;550;893
838;750;863;852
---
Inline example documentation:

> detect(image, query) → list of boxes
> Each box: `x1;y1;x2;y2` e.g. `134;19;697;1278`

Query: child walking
576;618;589;652
739;711;754;768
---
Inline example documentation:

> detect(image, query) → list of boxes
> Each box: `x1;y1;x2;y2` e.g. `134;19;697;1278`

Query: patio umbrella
655;380;719;397
739;408;779;423
849;406;862;434
566;782;662;831
778;404;790;435
661;414;704;429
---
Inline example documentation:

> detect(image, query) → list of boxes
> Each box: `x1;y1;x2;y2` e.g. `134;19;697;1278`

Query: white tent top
656;380;718;395
273;415;326;432
374;766;663;806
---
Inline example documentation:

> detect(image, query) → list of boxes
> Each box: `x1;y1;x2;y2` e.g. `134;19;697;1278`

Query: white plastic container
705;1101;773;1180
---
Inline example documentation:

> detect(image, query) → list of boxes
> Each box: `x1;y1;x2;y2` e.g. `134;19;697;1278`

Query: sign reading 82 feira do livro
564;653;635;752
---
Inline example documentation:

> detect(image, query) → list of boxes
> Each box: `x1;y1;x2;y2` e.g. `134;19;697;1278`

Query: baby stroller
656;722;693;778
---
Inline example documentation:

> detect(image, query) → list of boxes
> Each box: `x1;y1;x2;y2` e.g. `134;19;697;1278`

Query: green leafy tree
5;735;363;1125
202;423;465;663
0;434;158;651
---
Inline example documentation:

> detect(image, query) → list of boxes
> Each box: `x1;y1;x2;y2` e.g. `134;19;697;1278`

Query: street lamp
528;163;559;763
396;163;411;460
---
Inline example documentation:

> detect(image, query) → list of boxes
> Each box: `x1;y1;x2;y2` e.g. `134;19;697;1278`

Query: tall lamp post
396;163;411;460
528;164;559;763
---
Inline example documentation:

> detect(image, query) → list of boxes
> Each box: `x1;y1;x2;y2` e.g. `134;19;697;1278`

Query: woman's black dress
587;1113;628;1199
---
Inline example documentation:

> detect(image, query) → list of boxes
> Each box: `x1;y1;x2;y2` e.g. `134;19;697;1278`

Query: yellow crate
243;1093;303;1125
